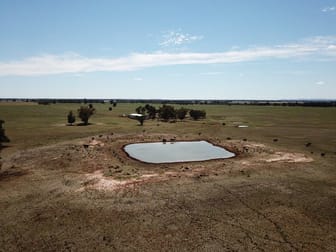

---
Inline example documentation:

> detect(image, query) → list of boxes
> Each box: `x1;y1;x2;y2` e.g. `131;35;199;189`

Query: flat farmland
1;102;336;251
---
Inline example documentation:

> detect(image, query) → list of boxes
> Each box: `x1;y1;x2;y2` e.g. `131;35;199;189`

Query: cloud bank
1;36;336;76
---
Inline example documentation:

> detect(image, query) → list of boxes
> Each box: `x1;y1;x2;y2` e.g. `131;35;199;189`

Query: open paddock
1;103;336;251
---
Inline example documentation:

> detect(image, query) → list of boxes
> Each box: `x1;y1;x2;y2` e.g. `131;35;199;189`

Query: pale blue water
124;140;235;164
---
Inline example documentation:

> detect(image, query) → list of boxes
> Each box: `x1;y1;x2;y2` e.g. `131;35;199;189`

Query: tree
176;107;188;121
144;104;157;119
135;106;146;115
128;114;146;126
189;109;206;120
78;106;95;125
137;115;145;126
135;104;157;119
67;111;76;125
0;120;10;147
158;105;176;121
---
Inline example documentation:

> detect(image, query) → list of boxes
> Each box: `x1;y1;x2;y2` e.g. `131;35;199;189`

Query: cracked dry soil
0;133;336;251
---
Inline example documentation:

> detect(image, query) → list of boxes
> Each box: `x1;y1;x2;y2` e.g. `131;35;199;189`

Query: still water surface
124;140;235;164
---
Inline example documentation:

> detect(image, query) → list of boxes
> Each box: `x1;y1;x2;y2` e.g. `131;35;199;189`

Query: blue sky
1;0;336;99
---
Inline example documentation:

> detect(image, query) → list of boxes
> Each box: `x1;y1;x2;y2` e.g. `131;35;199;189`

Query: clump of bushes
132;104;206;124
136;104;157;119
176;107;188;121
78;105;95;125
66;106;96;126
189;109;206;120
157;105;176;121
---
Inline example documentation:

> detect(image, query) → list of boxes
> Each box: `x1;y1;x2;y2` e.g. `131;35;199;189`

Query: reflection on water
124;140;235;164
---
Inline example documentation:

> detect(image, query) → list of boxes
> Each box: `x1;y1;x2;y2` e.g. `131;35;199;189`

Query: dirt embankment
1;133;314;191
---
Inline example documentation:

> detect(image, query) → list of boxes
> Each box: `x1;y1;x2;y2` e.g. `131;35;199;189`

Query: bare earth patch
265;152;314;163
80;170;162;191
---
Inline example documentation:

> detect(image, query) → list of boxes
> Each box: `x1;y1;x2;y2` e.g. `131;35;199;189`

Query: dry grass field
1;102;336;251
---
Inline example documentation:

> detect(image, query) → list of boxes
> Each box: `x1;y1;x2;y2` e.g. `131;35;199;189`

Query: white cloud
322;6;336;12
159;30;203;47
1;36;336;76
133;77;143;81
316;81;325;85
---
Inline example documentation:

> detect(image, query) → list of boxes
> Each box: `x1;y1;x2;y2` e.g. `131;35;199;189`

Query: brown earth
0;133;335;251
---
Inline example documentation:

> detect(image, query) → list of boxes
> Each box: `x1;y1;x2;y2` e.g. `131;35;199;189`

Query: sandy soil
1;133;335;251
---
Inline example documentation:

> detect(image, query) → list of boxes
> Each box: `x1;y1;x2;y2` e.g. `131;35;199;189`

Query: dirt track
1;133;336;251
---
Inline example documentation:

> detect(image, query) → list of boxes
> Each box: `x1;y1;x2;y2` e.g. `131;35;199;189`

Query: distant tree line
2;98;335;107
33;99;118;105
